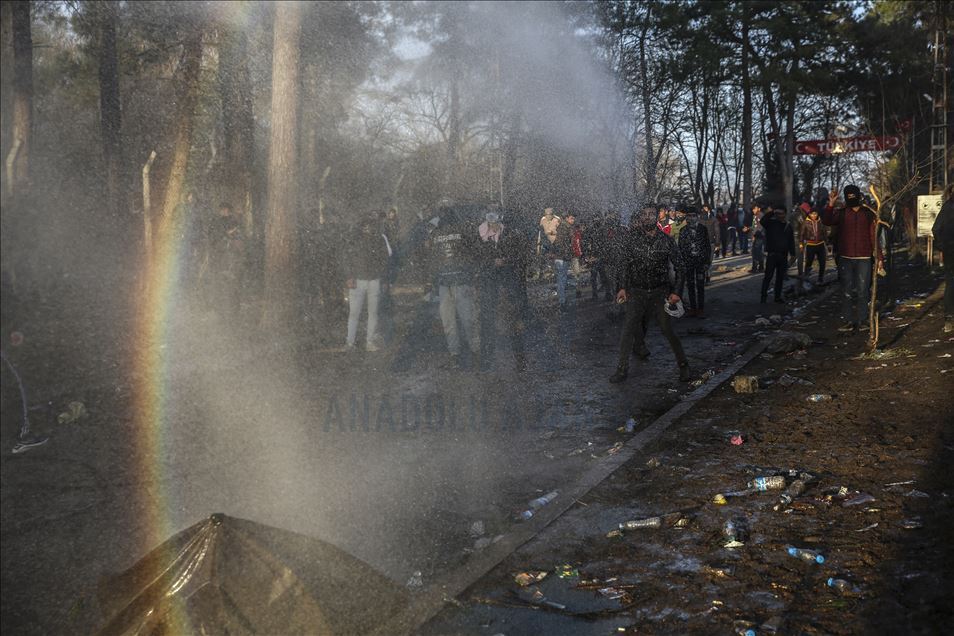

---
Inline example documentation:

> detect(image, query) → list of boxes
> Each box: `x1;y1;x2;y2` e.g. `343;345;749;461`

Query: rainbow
131;199;192;552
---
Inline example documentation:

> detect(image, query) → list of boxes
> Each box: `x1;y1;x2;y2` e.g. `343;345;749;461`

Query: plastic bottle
774;479;807;509
748;475;786;491
723;520;739;541
827;578;860;595
786;545;825;564
620;516;662;530
516;490;559;521
806;394;833;402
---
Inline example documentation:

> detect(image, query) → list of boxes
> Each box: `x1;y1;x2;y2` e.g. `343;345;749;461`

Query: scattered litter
722;520;744;548
774;479;808;510
786;546;825;564
470;520;485;537
555;564;579;578
755;317;772;327
904;489;929;498
597;587;626;600
766;331;812;354
806;393;833;402
749;475;786;491
901;518;923;529
516;490;559;521
514;571;548;587
732;375;760;393
827;578;862;596
857;347;915;360
728;432;745;446
703;565;734;578
842;492;876;507
620;516;662;530
406;570;423;588
620;417;636;433
939;353;952;358
645;456;661;468
884;480;915;487
604;441;625;456
605;529;623;538
57;401;87;424
712;494;728;505
855;522;879;532
769;314;783;324
778;373;813;386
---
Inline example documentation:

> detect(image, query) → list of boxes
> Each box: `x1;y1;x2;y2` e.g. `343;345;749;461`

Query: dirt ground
421;263;953;635
2;256;950;635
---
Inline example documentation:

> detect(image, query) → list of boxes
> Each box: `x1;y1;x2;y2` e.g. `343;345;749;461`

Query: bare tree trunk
262;0;302;328
11;0;31;192
97;0;124;218
157;31;204;227
219;25;255;237
447;78;461;191
741;5;752;213
500;109;520;207
638;18;655;199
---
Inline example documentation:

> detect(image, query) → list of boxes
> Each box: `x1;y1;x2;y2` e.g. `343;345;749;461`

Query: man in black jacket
610;206;691;384
759;205;797;304
932;185;954;333
677;206;712;317
475;208;531;371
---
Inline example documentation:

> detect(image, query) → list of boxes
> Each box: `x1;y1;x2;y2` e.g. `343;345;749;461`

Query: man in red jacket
822;184;880;333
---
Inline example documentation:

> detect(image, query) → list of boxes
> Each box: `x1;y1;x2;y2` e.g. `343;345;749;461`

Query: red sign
793;135;903;155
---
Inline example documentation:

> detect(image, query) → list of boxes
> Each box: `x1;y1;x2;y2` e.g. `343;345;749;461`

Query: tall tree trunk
157;31;204;226
638;19;655;199
11;0;31;192
447;77;461;192
500;109;520;207
218;25;255;236
262;0;302;328
741;5;752;212
97;0;123;218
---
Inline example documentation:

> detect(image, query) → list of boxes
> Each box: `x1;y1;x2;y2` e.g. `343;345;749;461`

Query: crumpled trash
765;331;812;354
842;492;876;507
778;373;813;386
732;375;760;393
901;517;923;529
857;347;915;360
754;317;772;327
645;456;661;468
406;570;423;588
619;417;637;433
470;520;485;537
769;314;783;324
903;489;930;498
514;571;548;586
555;564;579;578
598;587;626;600
57;401;87;424
730;434;744;446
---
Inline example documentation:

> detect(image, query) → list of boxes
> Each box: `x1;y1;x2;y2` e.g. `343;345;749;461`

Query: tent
92;513;407;635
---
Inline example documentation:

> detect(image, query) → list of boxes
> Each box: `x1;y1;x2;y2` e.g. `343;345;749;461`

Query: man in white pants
344;214;390;351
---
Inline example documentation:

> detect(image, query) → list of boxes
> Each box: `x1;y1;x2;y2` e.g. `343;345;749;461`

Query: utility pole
927;2;949;195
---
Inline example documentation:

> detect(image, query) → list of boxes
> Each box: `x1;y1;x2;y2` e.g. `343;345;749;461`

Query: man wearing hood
932;185;954;333
822;184;881;333
759;205;797;304
475;209;531;371
610;206;691;384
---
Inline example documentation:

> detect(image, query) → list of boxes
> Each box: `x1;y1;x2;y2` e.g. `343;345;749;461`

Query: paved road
1;252;815;633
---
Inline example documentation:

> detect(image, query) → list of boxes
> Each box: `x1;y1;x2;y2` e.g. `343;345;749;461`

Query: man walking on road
610;206;691;384
800;207;829;284
678;207;712;318
476;209;531;371
427;205;479;367
759;205;797;304
552;212;576;309
822;185;881;333
931;185;954;333
343;214;390;351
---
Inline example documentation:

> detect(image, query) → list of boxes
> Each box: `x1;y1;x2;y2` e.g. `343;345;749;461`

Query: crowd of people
190;182;954;380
